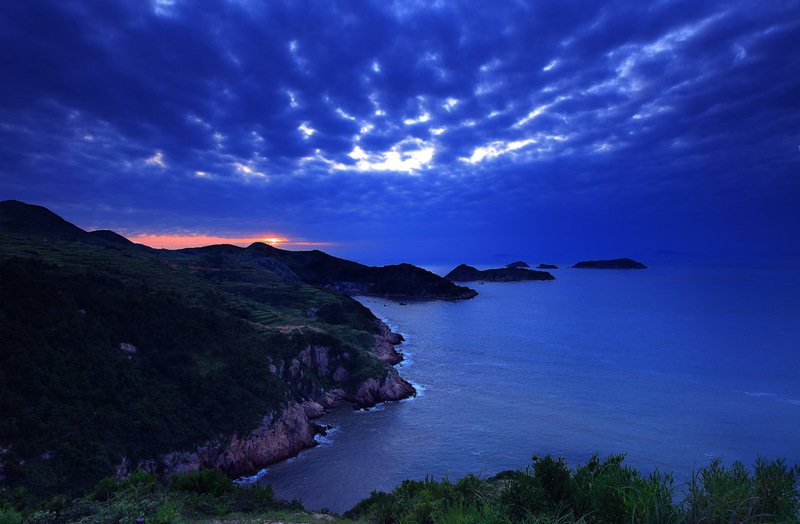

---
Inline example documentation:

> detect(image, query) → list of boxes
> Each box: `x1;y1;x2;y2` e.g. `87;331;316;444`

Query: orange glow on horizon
261;237;286;245
125;233;333;250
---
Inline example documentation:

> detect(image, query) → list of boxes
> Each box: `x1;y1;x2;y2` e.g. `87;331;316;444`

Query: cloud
1;0;799;259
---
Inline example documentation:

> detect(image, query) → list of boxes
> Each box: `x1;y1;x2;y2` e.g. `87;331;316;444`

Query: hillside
244;242;478;300
0;200;463;499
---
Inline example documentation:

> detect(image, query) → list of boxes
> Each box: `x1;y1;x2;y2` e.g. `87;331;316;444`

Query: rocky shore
124;320;414;482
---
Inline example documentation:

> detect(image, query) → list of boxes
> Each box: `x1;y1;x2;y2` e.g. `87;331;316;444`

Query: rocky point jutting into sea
121;321;414;481
0;200;473;497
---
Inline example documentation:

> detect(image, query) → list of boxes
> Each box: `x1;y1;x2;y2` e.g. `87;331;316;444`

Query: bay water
256;260;800;513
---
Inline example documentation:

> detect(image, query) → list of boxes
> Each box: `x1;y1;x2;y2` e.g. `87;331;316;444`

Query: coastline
136;320;414;482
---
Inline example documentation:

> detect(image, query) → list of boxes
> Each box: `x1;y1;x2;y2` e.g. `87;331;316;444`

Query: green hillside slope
0;201;417;499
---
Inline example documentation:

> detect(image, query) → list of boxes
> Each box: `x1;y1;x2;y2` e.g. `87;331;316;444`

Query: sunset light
262;237;286;245
126;234;331;250
1;0;799;516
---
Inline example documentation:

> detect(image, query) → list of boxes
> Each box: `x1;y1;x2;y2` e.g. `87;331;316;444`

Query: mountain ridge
0;200;463;499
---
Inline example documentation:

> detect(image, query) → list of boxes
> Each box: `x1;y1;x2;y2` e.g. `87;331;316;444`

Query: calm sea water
254;261;800;513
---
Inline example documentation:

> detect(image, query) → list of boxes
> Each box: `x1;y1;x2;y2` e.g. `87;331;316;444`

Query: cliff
132;322;415;481
571;258;647;269
0;200;416;497
445;264;555;282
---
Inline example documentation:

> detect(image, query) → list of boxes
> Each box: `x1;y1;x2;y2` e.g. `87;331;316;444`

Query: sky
1;0;799;264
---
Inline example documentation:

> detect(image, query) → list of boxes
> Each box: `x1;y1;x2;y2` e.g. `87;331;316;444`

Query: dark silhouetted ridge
88;229;135;245
571;258;647;269
246;242;478;300
0;199;88;239
446;263;555;282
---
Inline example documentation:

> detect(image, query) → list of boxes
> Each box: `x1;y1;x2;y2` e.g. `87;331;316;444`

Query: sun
262;237;287;245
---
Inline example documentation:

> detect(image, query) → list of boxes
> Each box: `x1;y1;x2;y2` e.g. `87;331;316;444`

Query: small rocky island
571;258;647;269
505;261;530;268
445;264;555;282
537;263;558;269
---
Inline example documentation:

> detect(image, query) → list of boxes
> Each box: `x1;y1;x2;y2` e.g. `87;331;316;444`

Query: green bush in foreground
1;456;798;523
346;454;800;523
0;468;301;524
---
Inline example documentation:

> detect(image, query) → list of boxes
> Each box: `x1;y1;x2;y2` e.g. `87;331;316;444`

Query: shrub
91;476;120;502
684;457;800;523
751;456;800;520
169;468;232;498
0;507;24;524
572;452;637;521
532;454;574;508
620;469;679;524
498;468;550;520
122;470;159;497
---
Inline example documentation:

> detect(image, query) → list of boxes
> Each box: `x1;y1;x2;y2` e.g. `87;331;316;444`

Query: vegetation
0;455;796;523
2;202;797;522
0;201;412;500
346;454;800;523
246;242;479;300
0;468;308;523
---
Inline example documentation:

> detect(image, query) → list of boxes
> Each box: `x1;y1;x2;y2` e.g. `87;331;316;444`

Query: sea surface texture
257;261;800;513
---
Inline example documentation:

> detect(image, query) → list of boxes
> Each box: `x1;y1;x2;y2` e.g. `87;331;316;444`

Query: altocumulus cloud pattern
1;0;799;260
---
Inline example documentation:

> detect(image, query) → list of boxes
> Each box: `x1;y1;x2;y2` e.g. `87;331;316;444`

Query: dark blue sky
2;1;799;263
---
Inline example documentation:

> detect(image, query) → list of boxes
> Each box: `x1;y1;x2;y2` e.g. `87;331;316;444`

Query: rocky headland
571;258;647;269
0;200;423;496
128;320;414;481
445;263;555;282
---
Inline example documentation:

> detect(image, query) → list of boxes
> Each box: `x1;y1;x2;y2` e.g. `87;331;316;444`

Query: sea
251;259;800;513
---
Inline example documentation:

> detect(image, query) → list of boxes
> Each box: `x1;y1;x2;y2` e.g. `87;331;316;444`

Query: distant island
537;263;558;269
571;258;647;269
445;263;555;282
505;261;530;268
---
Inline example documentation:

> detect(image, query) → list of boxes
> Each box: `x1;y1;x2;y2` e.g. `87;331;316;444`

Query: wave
314;424;339;445
405;380;427;401
234;468;270;485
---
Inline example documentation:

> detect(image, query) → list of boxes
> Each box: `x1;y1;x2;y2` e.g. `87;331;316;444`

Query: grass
345;454;800;523
0;468;362;524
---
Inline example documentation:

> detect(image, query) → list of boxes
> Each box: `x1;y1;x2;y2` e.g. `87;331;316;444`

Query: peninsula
0;200;471;498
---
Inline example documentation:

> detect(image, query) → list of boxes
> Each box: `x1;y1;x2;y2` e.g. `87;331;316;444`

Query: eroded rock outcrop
135;320;414;482
348;367;416;409
127;402;321;480
371;320;406;365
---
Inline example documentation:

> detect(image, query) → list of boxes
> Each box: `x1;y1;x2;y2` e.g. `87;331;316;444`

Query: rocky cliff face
137;402;321;480
136;320;414;481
